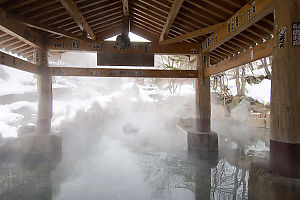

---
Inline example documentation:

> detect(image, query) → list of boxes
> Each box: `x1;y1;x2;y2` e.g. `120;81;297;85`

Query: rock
228;96;243;111
231;99;251;122
123;122;139;134
17;123;36;137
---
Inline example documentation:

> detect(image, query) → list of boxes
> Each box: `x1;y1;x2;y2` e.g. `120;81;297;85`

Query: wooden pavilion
0;1;299;199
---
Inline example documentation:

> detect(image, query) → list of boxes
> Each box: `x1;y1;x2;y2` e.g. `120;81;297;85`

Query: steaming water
53;120;268;200
0;118;268;200
0;77;269;200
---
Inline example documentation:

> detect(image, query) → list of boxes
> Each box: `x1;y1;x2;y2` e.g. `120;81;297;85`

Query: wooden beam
0;8;42;48
59;0;96;40
160;22;225;45
204;38;274;77
201;0;274;53
159;0;184;42
0;51;38;73
47;38;202;55
49;67;198;78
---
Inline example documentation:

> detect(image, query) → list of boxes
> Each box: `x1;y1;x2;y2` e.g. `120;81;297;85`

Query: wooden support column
270;0;300;178
195;53;211;132
35;40;52;134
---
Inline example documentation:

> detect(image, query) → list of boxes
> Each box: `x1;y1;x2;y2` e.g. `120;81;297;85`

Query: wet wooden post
270;0;300;178
249;1;300;199
195;53;211;132
187;52;218;152
35;40;52;134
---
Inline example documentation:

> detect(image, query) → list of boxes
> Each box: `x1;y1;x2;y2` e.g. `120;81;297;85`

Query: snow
246;79;271;104
0;122;17;138
245;140;269;154
0;66;36;96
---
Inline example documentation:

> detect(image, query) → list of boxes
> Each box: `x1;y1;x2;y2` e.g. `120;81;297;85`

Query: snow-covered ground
0;60;271;138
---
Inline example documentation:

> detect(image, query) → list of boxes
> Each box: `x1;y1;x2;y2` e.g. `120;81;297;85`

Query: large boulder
231;98;251;122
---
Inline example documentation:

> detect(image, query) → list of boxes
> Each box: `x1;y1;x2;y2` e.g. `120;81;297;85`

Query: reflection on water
0;119;269;200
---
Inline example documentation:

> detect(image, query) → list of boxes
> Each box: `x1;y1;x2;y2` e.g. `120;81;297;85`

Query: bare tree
261;57;272;79
235;66;246;96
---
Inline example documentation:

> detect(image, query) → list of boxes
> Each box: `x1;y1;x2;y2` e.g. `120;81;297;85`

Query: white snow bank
0;110;24;124
0;122;17;137
0;66;36;95
246;79;271;104
245;140;269;154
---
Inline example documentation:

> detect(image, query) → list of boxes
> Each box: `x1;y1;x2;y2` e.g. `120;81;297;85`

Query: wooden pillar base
187;131;218;152
249;162;300;200
270;140;300;178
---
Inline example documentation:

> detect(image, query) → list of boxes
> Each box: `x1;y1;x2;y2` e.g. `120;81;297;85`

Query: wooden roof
0;0;274;65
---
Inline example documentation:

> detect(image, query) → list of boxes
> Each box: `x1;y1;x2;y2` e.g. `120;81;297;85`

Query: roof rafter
204;38;274;77
201;0;274;53
0;8;42;48
159;0;184;42
59;0;96;40
160;22;225;45
4;10;87;41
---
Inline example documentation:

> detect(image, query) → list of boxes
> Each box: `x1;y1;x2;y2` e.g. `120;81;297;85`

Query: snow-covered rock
246;79;271;105
231;99;251;122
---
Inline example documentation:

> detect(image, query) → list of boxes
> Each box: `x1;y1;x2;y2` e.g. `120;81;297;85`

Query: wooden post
195;53;211;132
270;0;300;178
35;41;52;134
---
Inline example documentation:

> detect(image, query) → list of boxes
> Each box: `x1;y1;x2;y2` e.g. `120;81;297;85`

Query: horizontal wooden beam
0;51;38;73
0;8;42;48
201;0;274;53
204;38;274;77
160;22;226;45
49;67;198;78
60;0;96;40
47;38;202;55
159;0;184;42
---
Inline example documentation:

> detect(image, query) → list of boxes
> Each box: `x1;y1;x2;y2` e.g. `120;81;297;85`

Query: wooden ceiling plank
201;0;234;15
7;43;29;53
201;0;274;53
161;22;225;45
204;38;274;77
185;0;226;20
6;0;37;11
59;0;96;40
12;12;87;40
92;20;123;34
0;8;42;48
181;5;219;25
130;24;159;41
15;45;32;54
16;0;59;16
159;0;184;42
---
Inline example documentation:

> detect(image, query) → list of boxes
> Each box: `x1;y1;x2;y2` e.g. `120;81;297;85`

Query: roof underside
0;0;274;65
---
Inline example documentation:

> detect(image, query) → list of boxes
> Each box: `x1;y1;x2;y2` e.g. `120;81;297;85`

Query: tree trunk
235;67;241;96
241;65;246;96
262;57;272;79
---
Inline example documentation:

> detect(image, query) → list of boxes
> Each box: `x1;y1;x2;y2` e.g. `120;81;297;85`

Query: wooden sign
292;22;300;46
97;53;154;67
